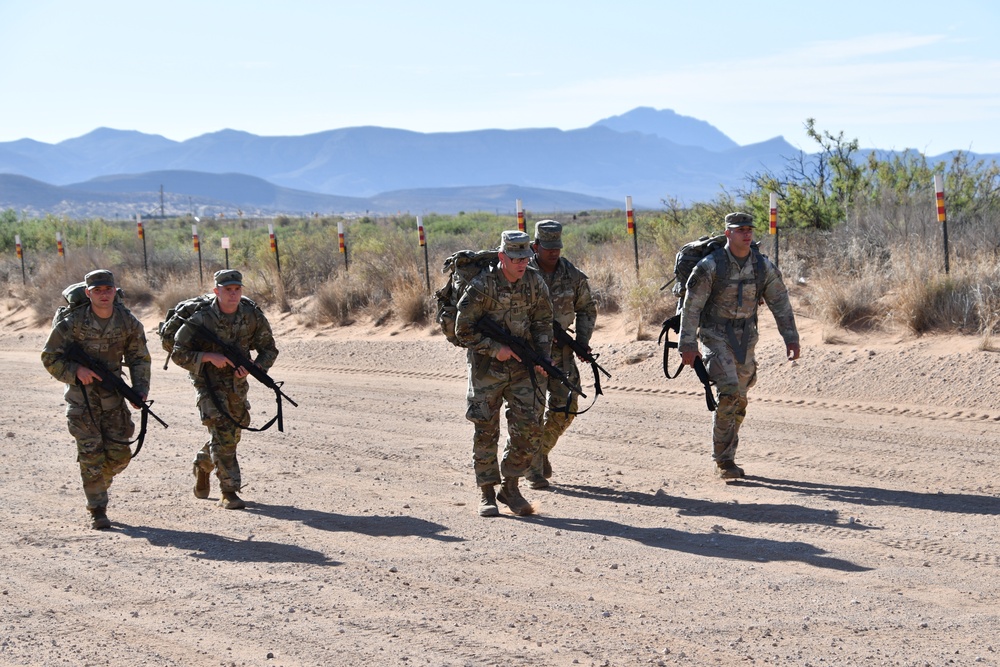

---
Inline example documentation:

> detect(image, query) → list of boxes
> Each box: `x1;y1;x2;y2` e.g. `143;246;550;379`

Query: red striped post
626;196;638;277
338;221;348;272
268;223;281;273
56;232;64;258
417;215;430;291
192;224;203;287
934;174;950;274
136;213;148;278
516;199;525;232
769;192;779;269
15;234;25;284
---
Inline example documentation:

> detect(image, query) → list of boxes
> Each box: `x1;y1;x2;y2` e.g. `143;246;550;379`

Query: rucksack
434;250;499;346
53;281;126;333
157;293;260;368
668;234;765;305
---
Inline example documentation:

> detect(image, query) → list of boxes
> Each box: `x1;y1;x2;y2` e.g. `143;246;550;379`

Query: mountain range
1;108;994;218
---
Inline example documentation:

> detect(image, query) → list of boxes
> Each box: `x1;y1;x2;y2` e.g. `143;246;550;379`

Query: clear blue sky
2;0;999;154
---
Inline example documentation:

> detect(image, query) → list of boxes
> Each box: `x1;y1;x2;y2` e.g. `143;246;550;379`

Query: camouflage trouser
465;354;544;487
67;399;135;509
699;326;758;463
193;388;249;493
529;345;580;478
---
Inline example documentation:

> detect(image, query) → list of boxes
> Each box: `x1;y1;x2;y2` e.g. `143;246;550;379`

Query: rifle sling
77;380;149;458
202;365;283;433
658;315;717;412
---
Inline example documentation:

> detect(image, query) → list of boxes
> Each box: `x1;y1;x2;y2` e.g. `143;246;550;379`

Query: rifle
63;342;168;457
474;315;587;399
552;321;610;397
658;314;717;412
177;316;298;432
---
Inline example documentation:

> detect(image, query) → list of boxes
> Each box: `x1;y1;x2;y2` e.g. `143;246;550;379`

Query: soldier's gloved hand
680;349;701;367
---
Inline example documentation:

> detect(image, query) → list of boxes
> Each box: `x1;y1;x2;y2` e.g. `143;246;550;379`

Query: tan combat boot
193;466;211;499
218;491;246;510
89;507;111;530
479;485;499;517
496;477;535;516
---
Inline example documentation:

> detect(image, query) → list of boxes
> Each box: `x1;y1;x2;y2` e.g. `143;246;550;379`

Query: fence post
934;174;950;274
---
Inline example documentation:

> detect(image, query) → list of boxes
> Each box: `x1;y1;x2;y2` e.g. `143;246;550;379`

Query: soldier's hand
534;364;549;378
680;350;700;367
203;352;235;369
76;366;102;385
787;342;801;361
496;345;521;363
234;366;249;379
576;345;592;363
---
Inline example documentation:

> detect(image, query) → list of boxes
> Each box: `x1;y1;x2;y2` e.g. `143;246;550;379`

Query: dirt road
2;304;999;666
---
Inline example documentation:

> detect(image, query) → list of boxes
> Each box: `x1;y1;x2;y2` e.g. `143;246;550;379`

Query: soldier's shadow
119;523;339;566
552;483;858;528
246;502;464;543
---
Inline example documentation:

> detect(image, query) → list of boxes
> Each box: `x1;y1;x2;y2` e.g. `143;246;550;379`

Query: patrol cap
84;269;115;288
725;212;755;229
499;230;533;259
533;220;563;249
214;269;243;286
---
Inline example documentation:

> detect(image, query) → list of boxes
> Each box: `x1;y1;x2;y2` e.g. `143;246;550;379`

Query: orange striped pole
934;174;950;274
268;223;281;273
15;234;25;284
417;215;430;291
192;224;203;287
56;231;64;258
516;199;525;232
626;196;638;276
136;213;148;278
769;192;779;269
338;221;348;271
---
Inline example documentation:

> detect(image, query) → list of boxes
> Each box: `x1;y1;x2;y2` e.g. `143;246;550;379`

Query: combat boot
496;477;535;516
89;507;111;530
717;460;745;480
478;485;499;517
193;466;211;499
525;472;550;490
218;491;246;510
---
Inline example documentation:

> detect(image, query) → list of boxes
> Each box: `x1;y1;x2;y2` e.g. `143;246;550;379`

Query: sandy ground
1;294;999;667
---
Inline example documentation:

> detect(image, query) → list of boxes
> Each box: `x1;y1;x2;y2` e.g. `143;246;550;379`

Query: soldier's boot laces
193;466;211;499
89;507;111;530
497;478;535;516
717;460;745;479
478;485;499;517
218;491;246;510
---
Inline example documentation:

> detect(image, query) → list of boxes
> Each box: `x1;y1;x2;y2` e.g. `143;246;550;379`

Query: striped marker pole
338;221;349;272
516;199;525;232
769;192;779;269
56;232;66;277
192;224;203;287
934;174;950;274
136;213;148;279
15;234;25;285
269;223;281;273
626;196;638;277
418;215;430;291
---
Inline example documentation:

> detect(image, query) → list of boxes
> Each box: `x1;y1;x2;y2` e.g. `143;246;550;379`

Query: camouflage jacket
171;297;278;394
528;256;597;349
455;264;553;361
678;245;798;355
41;302;152;407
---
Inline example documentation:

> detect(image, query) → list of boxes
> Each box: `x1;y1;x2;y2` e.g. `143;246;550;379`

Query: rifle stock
474;316;587;398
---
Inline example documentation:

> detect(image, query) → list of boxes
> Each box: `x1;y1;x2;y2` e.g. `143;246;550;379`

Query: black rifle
177;316;298;432
553;321;610;397
64;342;168;457
474;315;587;399
658;314;717;412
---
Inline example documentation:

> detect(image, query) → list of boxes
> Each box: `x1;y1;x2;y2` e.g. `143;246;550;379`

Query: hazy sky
3;0;999;154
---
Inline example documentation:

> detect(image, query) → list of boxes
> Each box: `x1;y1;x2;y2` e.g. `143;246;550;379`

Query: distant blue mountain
2;107;992;218
592;107;740;152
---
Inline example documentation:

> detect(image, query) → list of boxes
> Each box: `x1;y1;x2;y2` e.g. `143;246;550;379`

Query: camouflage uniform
171;290;278;495
455;242;553;489
527;221;596;483
41;271;151;516
678;216;798;469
